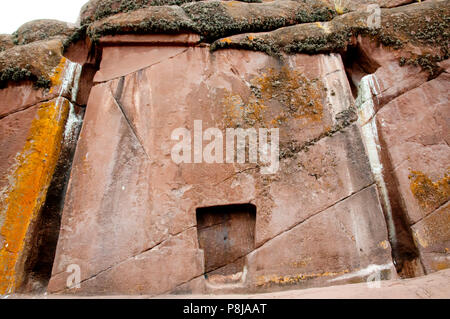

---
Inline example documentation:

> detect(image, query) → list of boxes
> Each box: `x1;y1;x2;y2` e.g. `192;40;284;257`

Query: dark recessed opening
196;203;256;284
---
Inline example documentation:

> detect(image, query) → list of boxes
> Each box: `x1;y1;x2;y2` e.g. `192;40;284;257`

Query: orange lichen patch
378;240;390;249
256;269;350;287
48;57;67;93
226;1;238;7
0;98;69;294
436;262;450;271
223;66;325;128
220;38;232;44
408;170;450;210
253;67;324;122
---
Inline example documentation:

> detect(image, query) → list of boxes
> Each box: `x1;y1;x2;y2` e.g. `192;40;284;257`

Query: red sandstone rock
247;185;395;291
48;41;390;294
348;35;430;109
412;202;450;273
377;73;450;224
376;72;450;274
1;0;449;297
0;34;13;52
12;19;76;45
0;39;81;117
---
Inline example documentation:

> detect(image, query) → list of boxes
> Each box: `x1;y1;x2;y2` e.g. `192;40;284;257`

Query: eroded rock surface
0;38;84;293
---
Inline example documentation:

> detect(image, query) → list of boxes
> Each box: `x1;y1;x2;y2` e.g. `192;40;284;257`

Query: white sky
0;0;88;34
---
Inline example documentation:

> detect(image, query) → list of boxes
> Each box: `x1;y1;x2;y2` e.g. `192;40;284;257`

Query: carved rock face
44;40;397;295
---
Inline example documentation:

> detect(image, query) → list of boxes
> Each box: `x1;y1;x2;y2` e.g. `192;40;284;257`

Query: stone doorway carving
196;203;256;284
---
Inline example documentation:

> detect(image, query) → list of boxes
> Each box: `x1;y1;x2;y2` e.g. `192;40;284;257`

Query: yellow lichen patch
223;67;325;128
408;170;450;210
378;240;389;249
436;262;449;271
0;98;69;294
48;57;67;94
290;257;312;268
226;1;238;7
256;269;350;287
252;67;324;123
334;0;347;15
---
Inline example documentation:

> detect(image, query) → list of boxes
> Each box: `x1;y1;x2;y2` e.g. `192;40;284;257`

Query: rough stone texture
47;40;392;295
0;55;82;118
211;0;449;76
8;268;450;298
377;73;449;224
87;5;194;40
1;0;449;298
79;0;199;25
412;203;450;273
83;0;336;40
168;267;450;299
93;45;190;82
47;82;156;291
12;20;76;46
339;0;415;10
246;185;395;292
347;35;430;109
375;72;450;274
0;36;83;293
0;98;71;294
0;39;74;97
0;35;13;52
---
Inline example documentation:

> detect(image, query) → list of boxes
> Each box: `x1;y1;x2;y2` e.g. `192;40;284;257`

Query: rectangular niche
196;203;256;284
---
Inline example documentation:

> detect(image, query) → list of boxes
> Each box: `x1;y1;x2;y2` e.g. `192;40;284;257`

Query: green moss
212;3;448;77
211;36;283;59
284;29;351;54
184;1;336;41
82;0;261;25
89;17;193;43
295;6;336;24
399;53;447;78
34;76;52;89
0;66;51;90
360;8;449;74
279;107;357;159
12;20;75;46
62;25;88;52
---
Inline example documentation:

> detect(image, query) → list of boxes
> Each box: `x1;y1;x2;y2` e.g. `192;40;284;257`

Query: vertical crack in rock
108;78;152;160
355;73;423;278
16;61;86;294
